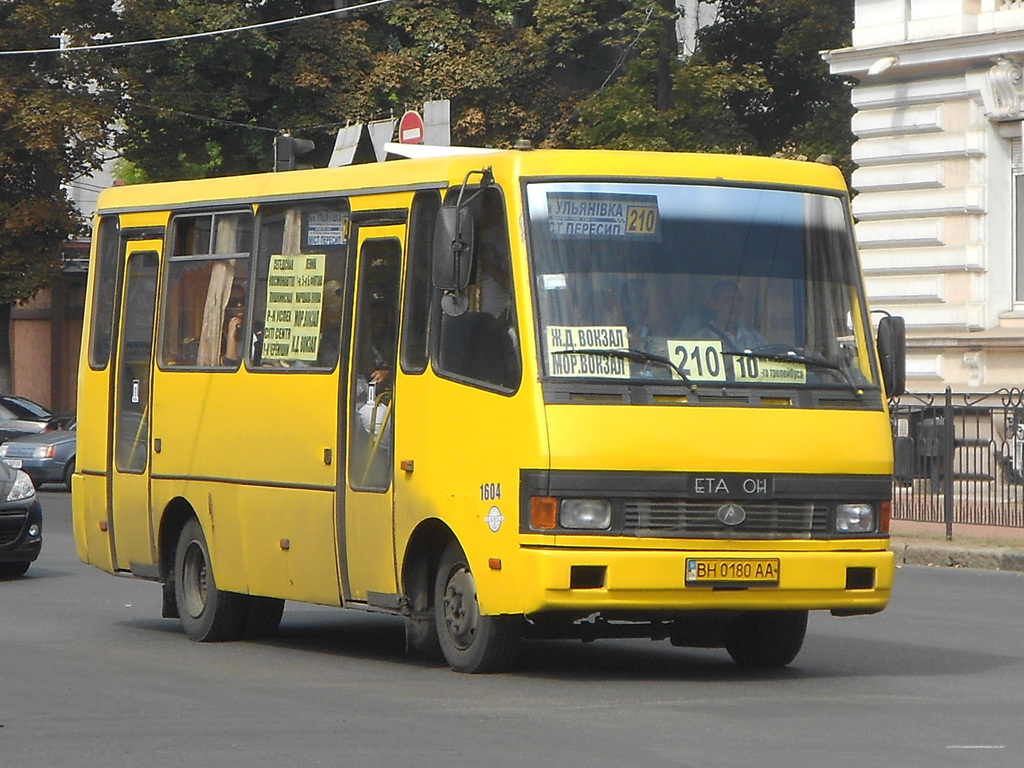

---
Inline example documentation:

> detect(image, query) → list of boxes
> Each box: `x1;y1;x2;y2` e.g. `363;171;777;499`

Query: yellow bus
73;146;904;673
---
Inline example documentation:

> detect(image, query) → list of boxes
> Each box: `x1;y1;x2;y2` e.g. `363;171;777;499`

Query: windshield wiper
724;348;865;396
552;348;698;391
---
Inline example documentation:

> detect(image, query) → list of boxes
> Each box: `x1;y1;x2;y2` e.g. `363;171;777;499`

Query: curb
891;541;1024;572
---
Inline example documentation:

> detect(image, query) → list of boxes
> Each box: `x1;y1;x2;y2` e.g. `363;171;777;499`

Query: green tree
113;0;856;178
0;0;121;391
564;0;854;171
114;0;377;180
111;0;661;176
697;0;855;165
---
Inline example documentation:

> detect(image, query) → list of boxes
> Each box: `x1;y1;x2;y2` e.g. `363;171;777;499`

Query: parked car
0;395;70;443
0;419;76;490
0;459;42;578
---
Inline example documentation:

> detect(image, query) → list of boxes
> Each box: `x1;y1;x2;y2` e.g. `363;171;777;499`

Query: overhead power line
132;101;281;134
0;0;398;57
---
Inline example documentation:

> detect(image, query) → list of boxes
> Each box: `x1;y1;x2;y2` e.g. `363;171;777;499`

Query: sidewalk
889;519;1024;572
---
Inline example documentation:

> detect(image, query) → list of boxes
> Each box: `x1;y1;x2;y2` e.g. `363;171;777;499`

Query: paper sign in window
307;211;348;247
668;339;807;384
263;253;327;361
546;193;660;240
546;325;630;378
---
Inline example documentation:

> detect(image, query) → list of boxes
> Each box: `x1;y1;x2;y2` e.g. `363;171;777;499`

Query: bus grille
0;511;28;545
624;500;829;539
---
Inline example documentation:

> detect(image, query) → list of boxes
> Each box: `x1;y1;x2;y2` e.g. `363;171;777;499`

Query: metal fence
890;388;1024;537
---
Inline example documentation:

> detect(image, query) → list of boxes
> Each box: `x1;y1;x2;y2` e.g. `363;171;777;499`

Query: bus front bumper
514;544;894;616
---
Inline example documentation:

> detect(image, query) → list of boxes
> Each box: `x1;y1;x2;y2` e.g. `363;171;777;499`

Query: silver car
0;419;76;491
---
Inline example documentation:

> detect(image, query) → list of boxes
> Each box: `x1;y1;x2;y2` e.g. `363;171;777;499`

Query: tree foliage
566;0;854;169
696;0;856;164
107;0;855;180
0;0;121;304
0;0;858;391
1;0;859;248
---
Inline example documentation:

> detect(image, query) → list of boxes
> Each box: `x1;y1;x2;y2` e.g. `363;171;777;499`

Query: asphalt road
2;491;1023;768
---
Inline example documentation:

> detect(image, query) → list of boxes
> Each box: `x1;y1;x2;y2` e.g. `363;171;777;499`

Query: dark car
0;459;42;578
0;419;76;490
0;395;68;443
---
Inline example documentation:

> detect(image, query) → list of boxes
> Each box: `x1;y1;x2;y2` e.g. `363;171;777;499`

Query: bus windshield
525;181;877;391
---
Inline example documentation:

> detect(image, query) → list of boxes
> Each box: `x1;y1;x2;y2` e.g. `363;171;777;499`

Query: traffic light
274;133;316;171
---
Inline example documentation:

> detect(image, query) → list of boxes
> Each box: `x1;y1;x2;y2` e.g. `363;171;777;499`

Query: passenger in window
622;275;680;353
475;243;511;317
222;282;246;366
366;291;395;386
694;279;767;352
592;288;624;326
316;279;344;368
474;199;513;318
354;288;397;485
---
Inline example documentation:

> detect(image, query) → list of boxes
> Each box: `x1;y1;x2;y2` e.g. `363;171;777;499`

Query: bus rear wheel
723;610;808;669
434;541;519;674
240;595;285;639
174;518;245;642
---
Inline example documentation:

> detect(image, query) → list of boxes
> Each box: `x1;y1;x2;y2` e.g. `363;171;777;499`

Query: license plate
3;458;22;469
685;557;780;586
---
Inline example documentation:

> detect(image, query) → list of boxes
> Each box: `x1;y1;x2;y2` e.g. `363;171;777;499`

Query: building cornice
824;28;1024;77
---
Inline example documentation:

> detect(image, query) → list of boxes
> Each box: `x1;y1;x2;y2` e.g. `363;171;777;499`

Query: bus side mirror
877;314;906;397
432;206;475;316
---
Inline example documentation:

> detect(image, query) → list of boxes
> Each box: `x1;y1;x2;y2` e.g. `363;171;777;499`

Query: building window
1014;138;1024;303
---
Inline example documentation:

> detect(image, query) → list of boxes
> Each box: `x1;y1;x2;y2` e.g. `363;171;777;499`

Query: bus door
109;241;161;573
343;225;404;603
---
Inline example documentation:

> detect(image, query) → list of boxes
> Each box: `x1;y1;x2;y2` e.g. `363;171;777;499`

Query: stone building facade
825;0;1024;392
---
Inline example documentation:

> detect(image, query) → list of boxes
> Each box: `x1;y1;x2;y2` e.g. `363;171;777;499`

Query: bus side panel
393;373;548;617
150;369;341;602
151;371;338;489
73;235;115;572
238;484;340;606
75;359;112;477
71;471;114;573
151;478;245;592
150;481;340;605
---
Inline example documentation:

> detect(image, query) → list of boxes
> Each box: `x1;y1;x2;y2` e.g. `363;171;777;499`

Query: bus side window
88;215;121;369
400;190;441;374
432;187;520;392
250;201;350;371
349;238;401;492
160;212;253;369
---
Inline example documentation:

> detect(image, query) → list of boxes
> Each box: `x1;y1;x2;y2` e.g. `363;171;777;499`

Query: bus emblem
485;506;504;533
716;503;746;527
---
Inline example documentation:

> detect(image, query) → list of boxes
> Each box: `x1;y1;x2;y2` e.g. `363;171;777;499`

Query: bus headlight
7;470;36;502
560;499;612;530
835;503;875;534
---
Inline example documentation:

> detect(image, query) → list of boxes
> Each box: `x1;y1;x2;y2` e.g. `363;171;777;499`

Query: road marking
947;746;1005;750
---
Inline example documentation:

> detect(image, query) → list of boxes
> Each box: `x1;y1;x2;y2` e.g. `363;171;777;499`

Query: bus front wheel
174;518;245;642
723;610;808;669
433;541;519;673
